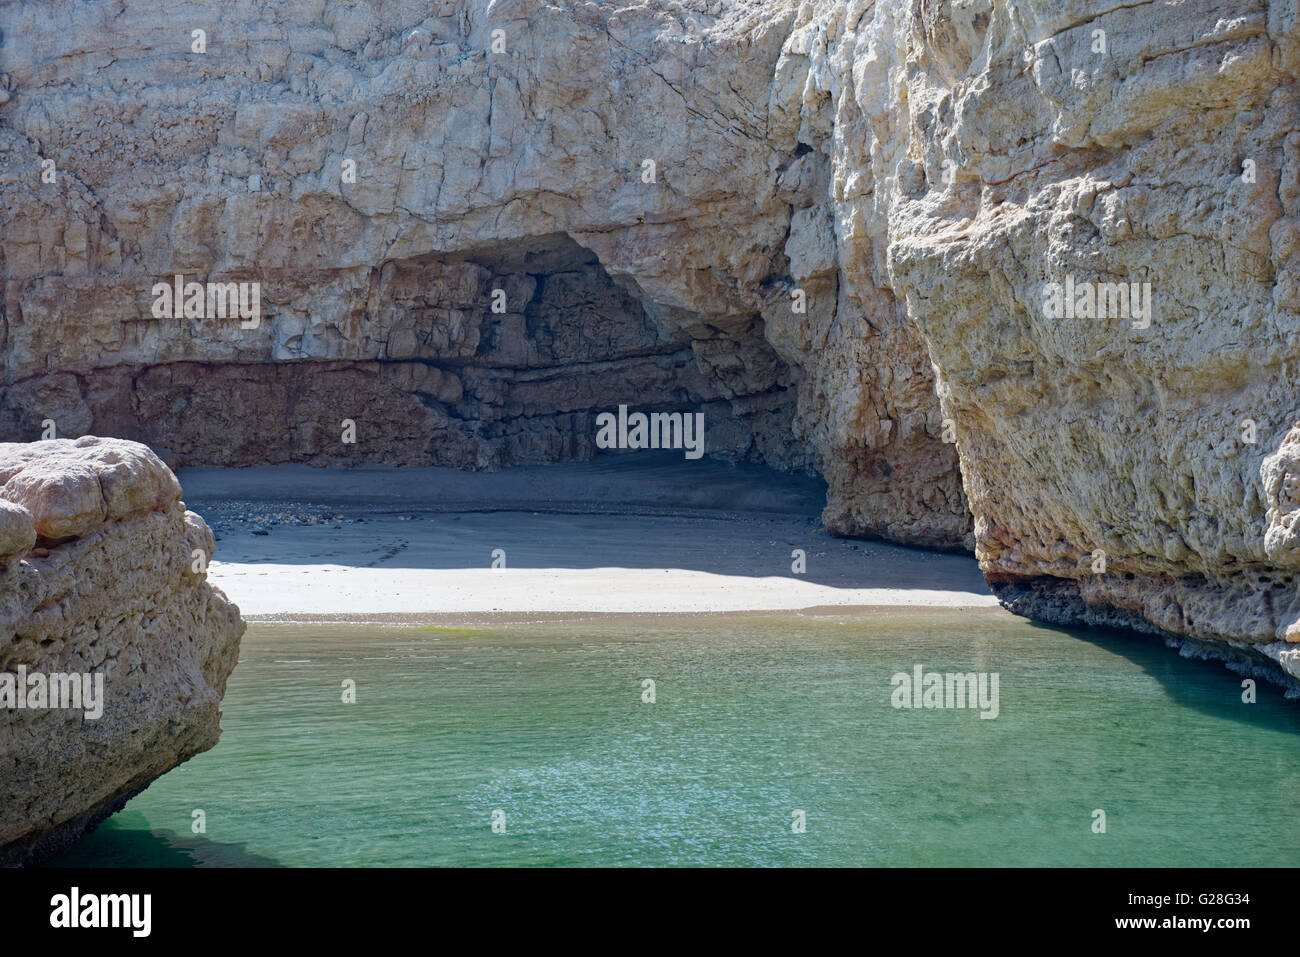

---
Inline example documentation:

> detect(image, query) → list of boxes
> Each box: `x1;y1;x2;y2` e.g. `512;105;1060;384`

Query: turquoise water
49;609;1300;867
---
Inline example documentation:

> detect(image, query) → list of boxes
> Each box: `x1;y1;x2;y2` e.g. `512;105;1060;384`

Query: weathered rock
0;502;35;563
0;438;244;866
0;0;962;547
1;0;1298;683
0;436;182;539
819;0;1300;681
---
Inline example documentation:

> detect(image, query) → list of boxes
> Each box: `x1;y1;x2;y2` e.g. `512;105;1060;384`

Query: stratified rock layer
0;438;244;866
0;0;966;548
1;0;1297;672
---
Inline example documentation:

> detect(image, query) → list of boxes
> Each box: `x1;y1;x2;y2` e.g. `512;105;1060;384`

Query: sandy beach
179;456;997;620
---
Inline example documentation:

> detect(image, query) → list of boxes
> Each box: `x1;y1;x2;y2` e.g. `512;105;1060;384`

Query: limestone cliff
0;0;966;548
825;0;1300;679
0;437;244;866
1;1;1298;678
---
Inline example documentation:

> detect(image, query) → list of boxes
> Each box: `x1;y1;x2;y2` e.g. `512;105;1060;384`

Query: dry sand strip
179;456;997;619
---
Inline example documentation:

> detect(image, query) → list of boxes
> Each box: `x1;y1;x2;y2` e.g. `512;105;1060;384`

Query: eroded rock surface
2;0;1298;676
0;0;963;547
820;0;1300;680
0;438;244;865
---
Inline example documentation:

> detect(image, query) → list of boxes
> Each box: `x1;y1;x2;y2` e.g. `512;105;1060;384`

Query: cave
0;235;807;472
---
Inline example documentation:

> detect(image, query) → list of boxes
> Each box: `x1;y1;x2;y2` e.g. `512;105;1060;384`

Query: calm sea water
49;609;1300;867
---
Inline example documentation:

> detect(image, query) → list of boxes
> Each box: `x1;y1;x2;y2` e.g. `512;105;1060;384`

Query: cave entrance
2;235;801;472
357;232;759;469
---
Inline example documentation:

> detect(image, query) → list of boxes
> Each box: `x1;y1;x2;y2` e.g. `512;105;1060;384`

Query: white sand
178;457;997;620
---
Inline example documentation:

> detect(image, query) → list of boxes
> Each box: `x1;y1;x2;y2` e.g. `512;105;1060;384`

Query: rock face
831;0;1300;682
0;438;244;866
1;1;1297;678
0;0;961;547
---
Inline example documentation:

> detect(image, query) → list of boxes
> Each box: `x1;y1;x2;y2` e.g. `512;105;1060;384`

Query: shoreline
238;603;1010;627
181;459;998;620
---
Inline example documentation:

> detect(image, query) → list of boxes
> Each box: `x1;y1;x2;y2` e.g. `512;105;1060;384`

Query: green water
50;609;1300;867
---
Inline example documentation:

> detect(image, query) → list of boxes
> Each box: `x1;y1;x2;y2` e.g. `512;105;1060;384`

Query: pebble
196;500;367;537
